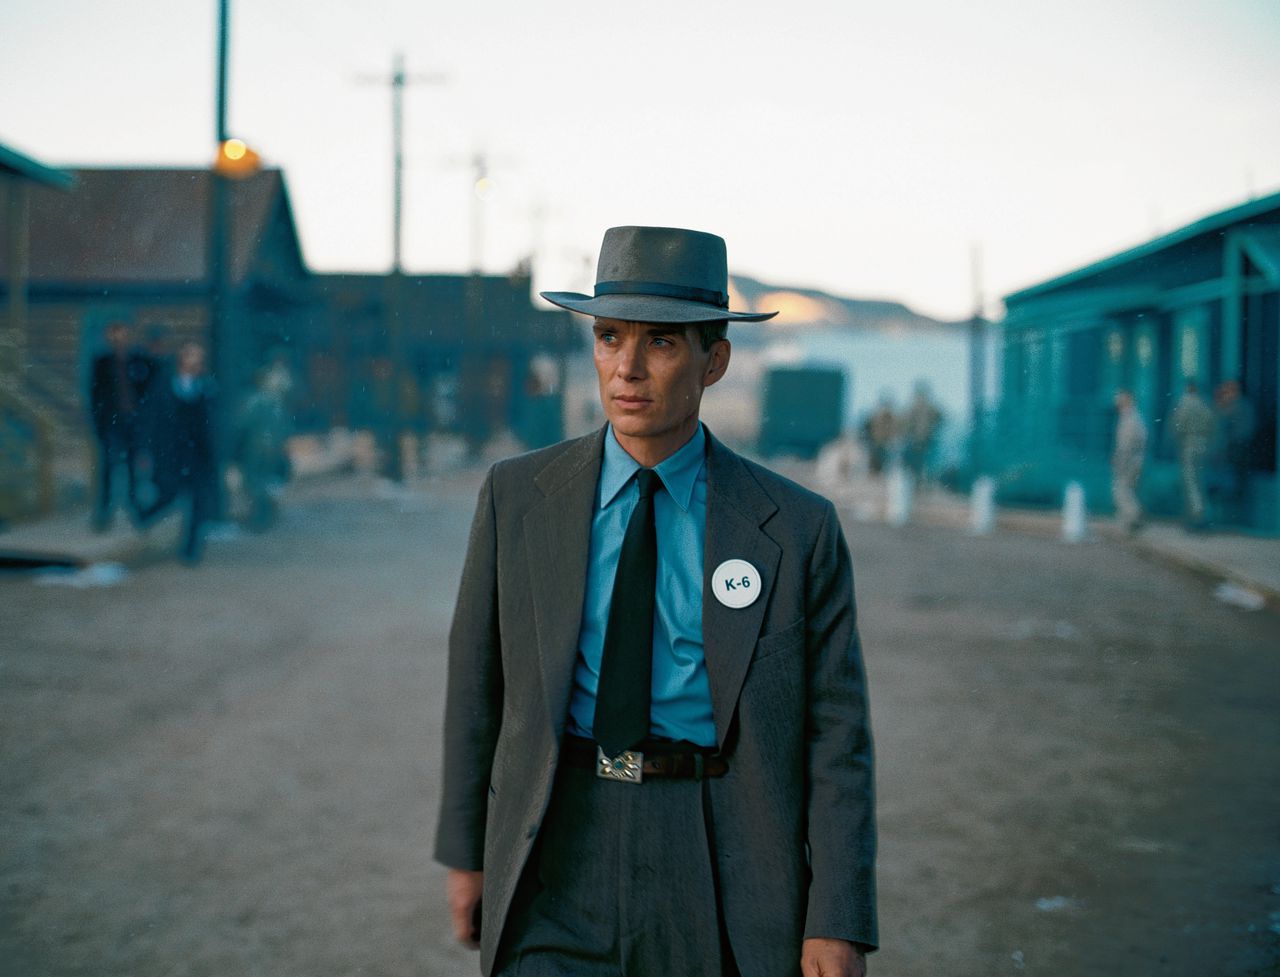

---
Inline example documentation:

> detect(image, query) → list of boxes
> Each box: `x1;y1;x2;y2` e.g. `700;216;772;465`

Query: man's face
106;324;129;351
179;344;206;377
592;318;729;445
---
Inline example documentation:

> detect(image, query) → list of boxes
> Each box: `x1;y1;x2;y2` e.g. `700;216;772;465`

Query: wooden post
1222;235;1243;381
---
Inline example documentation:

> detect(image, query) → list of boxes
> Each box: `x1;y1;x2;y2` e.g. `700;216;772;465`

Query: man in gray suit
435;226;877;977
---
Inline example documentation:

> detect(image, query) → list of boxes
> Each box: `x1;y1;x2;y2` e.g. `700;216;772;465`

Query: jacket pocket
753;617;805;662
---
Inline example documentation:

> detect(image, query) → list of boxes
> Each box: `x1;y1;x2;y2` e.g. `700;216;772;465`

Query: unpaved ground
2;470;1278;977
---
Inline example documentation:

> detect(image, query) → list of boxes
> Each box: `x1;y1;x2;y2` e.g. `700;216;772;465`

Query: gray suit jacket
434;427;877;976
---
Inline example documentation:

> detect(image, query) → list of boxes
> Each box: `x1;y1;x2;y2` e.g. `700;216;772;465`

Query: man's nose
615;340;647;379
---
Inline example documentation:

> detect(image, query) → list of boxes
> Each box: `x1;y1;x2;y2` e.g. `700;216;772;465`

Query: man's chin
609;418;660;439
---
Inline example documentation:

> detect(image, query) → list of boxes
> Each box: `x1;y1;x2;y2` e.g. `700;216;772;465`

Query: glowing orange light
215;138;262;178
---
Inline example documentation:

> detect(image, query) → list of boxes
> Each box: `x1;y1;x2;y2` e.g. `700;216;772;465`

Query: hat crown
538;224;776;323
595;226;728;300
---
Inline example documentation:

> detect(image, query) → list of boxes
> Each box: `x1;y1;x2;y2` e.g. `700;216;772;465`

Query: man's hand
446;868;484;949
801;938;866;977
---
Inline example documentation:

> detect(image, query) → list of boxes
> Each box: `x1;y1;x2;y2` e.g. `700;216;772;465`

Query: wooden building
990;191;1280;531
0;143;75;519
304;271;577;448
0;167;309;441
0;165;576;514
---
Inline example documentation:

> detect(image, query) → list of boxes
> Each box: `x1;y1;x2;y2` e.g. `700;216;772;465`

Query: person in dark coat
135;322;176;498
88;321;154;530
1213;379;1257;525
137;341;218;564
437;227;876;977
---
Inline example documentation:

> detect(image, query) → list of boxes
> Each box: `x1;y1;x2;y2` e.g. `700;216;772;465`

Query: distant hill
729;274;959;340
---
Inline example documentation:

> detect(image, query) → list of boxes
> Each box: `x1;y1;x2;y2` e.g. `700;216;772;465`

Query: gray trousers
495;763;735;977
1179;440;1208;521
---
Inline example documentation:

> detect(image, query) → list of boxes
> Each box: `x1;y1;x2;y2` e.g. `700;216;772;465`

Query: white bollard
886;462;913;527
970;476;996;535
399;431;420;482
1062;481;1087;543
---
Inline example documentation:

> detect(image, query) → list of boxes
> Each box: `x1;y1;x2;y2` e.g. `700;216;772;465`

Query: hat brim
540;291;777;323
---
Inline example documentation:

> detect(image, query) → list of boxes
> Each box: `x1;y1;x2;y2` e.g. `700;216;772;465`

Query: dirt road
3;471;1278;976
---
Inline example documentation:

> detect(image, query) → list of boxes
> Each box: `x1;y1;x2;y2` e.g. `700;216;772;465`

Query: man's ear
703;339;731;389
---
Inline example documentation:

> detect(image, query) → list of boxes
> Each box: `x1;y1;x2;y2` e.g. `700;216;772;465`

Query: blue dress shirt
567;423;716;747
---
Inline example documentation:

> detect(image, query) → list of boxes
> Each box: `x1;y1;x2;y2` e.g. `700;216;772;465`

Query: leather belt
562;734;728;783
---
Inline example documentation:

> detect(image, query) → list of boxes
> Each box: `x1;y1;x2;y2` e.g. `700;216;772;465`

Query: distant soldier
234;366;292;531
1170;379;1215;529
137;342;218;564
1213;379;1256;525
902;381;943;484
88;321;152;531
862;396;897;476
1111;389;1147;533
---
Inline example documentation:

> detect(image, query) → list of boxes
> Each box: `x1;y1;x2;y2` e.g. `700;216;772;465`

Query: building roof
1005;189;1280;306
0;167;301;286
311;271;579;349
1237;227;1280;283
0;142;75;190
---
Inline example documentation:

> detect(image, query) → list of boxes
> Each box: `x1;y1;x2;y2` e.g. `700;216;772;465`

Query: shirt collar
599;423;706;513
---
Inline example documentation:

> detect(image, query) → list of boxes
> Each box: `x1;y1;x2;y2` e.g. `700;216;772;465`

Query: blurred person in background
234;365;292;531
901;381;942;485
135;322;175;504
88;320;151;531
861;395;897;476
1212;379;1256;526
1170;379;1215;530
137;342;218;564
1111;388;1147;534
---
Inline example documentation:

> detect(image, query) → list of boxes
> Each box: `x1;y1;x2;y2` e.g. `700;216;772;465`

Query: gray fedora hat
540;225;778;324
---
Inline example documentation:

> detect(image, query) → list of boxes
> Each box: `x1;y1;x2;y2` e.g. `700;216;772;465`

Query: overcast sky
3;0;1278;320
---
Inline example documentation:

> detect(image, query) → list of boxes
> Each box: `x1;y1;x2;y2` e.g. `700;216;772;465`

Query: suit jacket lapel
703;431;780;747
524;427;607;739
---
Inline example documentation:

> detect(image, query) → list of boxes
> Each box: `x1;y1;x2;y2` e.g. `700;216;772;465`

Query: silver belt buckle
596;746;644;784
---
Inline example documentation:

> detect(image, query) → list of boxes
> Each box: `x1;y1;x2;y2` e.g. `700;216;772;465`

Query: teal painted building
988;191;1280;532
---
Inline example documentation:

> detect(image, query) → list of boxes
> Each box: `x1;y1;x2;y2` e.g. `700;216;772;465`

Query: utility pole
357;53;447;274
444;148;515;275
391;53;406;273
968;243;987;476
209;0;232;510
210;0;230;366
469;152;489;275
356;53;447;477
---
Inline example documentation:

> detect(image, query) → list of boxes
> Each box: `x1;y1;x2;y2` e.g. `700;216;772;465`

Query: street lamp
214;138;262;179
207;134;261;518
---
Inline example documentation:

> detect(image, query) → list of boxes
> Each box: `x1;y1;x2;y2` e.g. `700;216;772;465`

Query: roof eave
0;143;76;190
1004;188;1280;307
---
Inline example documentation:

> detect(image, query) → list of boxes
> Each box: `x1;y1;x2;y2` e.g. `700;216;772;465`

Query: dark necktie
594;468;662;758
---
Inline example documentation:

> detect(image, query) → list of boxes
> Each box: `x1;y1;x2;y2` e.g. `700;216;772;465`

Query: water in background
777;326;972;468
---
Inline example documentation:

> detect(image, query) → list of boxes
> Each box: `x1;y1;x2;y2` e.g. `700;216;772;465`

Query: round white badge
711;559;761;609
